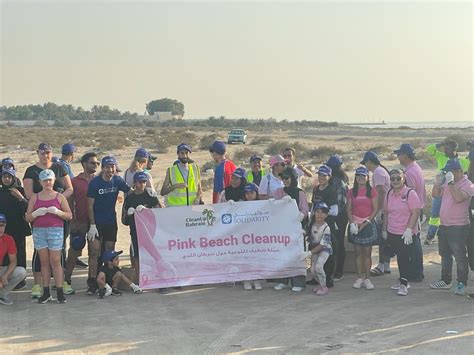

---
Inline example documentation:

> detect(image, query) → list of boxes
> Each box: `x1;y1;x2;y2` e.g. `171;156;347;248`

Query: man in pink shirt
429;159;474;296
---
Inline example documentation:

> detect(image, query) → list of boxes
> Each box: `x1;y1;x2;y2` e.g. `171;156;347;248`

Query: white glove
374;211;383;224
136;205;147;212
130;283;143;294
46;206;62;216
401;228;413;245
381;230;388;240
146;187;157;197
105;284;113;297
349;223;358;235
127;207;136;216
435;172;445;186
282;195;293;203
227;199;236;205
297;212;306;222
87;224;99;241
298;251;312;261
31;207;48;218
445;172;454;185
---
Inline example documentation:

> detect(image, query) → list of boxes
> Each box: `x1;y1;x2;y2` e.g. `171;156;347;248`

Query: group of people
1;137;473;305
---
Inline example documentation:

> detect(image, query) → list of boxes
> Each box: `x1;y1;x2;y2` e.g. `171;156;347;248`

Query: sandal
370;266;384;276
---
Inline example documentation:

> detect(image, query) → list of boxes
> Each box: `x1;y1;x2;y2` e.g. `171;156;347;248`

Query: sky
1;0;472;122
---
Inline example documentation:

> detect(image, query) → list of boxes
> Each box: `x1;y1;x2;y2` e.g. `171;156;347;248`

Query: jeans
438;225;469;285
0;266;27;298
409;234;424;281
427;196;442;238
388;232;414;284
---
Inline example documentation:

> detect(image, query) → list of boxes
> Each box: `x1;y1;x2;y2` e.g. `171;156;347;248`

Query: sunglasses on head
390;176;402;181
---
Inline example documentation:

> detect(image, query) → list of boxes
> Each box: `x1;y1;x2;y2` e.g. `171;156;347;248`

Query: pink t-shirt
347;187;377;223
385;186;422;235
404;161;426;208
439;176;474;226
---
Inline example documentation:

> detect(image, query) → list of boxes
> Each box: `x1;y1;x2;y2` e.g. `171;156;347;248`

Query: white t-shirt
258;173;284;198
292;165;305;187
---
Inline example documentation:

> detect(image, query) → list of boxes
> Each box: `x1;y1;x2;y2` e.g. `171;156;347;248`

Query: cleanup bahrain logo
185;209;216;227
202;209;216;226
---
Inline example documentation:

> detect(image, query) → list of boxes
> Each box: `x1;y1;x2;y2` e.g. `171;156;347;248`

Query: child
300;202;333;296
97;250;143;299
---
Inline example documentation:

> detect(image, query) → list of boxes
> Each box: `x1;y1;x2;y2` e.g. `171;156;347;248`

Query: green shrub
264;141;307;156
307;146;344;160
201;160;216;173
250;136;273;145
232;148;257;164
199;133;223;150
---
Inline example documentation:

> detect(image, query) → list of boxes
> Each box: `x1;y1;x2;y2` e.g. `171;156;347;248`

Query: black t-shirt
123;192;160;239
98;265;122;285
23;163;68;193
311;182;337;211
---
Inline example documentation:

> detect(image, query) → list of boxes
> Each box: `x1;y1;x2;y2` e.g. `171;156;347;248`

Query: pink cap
269;155;286;167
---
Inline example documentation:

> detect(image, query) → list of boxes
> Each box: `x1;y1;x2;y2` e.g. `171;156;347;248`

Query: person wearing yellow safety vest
425;139;469;245
160;143;202;206
246;155;266;186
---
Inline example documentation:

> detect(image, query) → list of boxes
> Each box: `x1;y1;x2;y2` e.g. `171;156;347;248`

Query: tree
146;98;185;116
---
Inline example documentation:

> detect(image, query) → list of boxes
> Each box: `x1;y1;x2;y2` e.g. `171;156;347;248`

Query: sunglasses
281;175;291;180
282;154;292;158
390;176;402;181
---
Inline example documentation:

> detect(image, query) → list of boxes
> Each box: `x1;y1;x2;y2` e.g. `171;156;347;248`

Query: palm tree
202;209;216;226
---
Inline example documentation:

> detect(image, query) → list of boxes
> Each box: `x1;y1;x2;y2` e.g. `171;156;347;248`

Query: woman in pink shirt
346;167;379;290
383;169;421;296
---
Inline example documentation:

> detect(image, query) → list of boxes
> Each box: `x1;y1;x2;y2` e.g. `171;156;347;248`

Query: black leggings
388;232;414;283
334;212;348;275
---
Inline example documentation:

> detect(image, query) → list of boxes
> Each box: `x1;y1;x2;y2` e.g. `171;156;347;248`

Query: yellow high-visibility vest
246;169;265;184
166;164;200;206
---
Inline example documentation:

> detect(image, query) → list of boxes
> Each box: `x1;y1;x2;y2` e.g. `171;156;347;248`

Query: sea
346;121;473;129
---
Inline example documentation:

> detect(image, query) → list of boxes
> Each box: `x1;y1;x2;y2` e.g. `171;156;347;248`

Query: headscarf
281;167;302;205
224;177;247;202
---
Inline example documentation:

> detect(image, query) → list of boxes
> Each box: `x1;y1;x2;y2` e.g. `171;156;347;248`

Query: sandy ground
1;127;473;354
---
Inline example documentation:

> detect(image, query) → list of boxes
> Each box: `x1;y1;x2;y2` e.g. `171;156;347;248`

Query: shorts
130;234;139;259
97;223;118;243
33;227;64;251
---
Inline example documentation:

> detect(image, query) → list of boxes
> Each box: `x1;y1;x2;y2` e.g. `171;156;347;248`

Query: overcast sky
1;0;472;122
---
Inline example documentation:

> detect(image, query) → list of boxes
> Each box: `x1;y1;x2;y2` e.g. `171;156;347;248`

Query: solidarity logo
221;214;232;224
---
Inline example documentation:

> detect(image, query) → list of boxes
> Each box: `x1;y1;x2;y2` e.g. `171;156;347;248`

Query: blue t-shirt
87;175;130;224
59;159;74;179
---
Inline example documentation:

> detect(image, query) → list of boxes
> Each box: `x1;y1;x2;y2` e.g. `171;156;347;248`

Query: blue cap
1;158;14;167
1;168;16;177
443;159;462;172
326;154;343;168
209;141;226;155
244;182;259;193
133;171;149;182
101;156;117;167
177;143;192;153
71;234;86;251
37;142;52;152
62;143;77;155
468;151;474;160
360;151;380;165
317;165;332;176
135;148;149;159
39;169;56;180
249;155;262;162
313;202;329;212
103;250;123;262
355;166;369;176
51;157;59;163
394;144;416;158
232;167;246;179
0;213;6;223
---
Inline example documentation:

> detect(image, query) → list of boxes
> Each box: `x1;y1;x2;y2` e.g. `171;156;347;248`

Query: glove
349;223;358;235
282;195;293;203
130;283;143;294
374;211;383;224
434;172;445;186
381;230;388;240
87;224;99;241
46;206;62;216
401;228;413;245
146;187;157;197
127;207;136;216
297;212;306;222
227;199;236;205
105;283;113;297
136;205;147;212
445;172;454;185
31;207;48;218
298;251;312;261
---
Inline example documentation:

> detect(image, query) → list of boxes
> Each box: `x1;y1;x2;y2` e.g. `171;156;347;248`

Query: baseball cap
317;165;332;176
177;143;192;153
135;148;149;159
360;151;379;165
244;182;259;193
71;234;86;251
393;144;416;158
37;142;52;152
209;141;226;155
103;250;123;262
101;156;117;167
39;169;56;180
269;155;286;167
0;213;6;224
61;143;77;155
313;202;329;212
355;166;369;176
249;155;262;163
232;167;246;179
1;168;16;177
133;171;149;182
1;158;14;167
326;154;343;168
443;159;462;172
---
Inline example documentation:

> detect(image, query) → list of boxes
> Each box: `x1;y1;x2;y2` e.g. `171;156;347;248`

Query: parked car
227;129;247;144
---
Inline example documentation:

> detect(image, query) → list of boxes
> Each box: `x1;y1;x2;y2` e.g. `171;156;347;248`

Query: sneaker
112;288;122;296
391;282;411;290
316;286;328;296
63;281;75;295
362;279;375;290
13;279;27;291
291;286;305;292
274;283;288;291
254;281;263;290
454;282;466;296
31;284;43;299
397;284;408;296
333;274;344;282
56;294;67;304
158;288;169;294
243;281;252;290
353;278;364;289
76;259;88;268
0;296;13;306
38;294;52;304
429;280;452;290
86;278;98;295
98;288;106;299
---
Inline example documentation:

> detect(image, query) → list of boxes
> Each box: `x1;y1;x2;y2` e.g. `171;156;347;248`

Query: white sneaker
291;286;305;292
243;281;252;290
353;278;364;289
254;281;263;290
397;284;408;296
391;282;411;290
363;279;375;290
274;283;288;290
